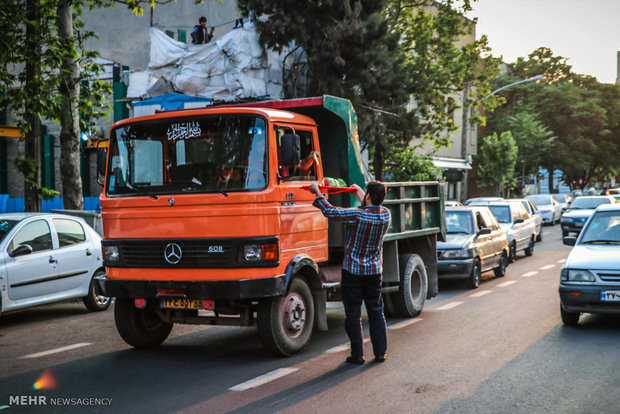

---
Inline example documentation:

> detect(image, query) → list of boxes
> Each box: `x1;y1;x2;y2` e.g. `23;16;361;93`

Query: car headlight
239;242;278;262
561;217;573;223
441;249;470;259
566;269;595;282
103;245;120;262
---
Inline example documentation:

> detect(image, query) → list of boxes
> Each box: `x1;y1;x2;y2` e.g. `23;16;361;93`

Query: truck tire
390;254;427;318
114;298;173;349
257;277;314;356
83;270;111;312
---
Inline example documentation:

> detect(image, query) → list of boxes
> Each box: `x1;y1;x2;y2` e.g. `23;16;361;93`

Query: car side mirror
477;227;491;236
563;236;577;246
9;244;33;258
280;133;301;167
514;218;524;224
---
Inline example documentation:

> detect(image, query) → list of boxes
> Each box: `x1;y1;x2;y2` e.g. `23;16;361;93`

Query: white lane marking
229;368;298;391
541;264;555;270
557;259;566;264
497;281;516;288
470;290;492;298
324;344;349;354
436;301;463;311
522;271;539;278
20;342;92;359
388;318;423;330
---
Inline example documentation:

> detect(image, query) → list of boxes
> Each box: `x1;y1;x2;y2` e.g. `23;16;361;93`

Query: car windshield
487;205;511;223
580;211;620;244
0;219;19;243
445;211;473;234
527;195;551;205
106;115;267;196
568;197;611;210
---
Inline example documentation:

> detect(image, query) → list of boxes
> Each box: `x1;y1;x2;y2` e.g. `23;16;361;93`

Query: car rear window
53;219;87;247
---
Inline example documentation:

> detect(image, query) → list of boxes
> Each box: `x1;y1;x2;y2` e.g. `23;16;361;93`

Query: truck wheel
466;259;481;289
494;251;508;278
560;304;580;326
114;298;173;349
390;254;427;318
83;270;111;312
257;277;314;356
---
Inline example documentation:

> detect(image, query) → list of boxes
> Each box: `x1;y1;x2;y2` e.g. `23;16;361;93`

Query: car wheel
494;251;508;278
560;304;580;326
83;270;111;312
466;259;481;289
508;242;517;263
257;277;314;356
536;229;542;242
114;298;173;348
524;237;535;256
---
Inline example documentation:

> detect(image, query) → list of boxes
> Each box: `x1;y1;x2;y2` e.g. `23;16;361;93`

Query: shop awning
432;157;471;170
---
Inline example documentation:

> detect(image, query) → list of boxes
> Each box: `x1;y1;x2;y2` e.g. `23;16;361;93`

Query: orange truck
96;95;445;356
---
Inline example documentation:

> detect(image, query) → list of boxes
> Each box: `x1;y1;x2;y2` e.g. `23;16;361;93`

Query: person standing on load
308;181;391;364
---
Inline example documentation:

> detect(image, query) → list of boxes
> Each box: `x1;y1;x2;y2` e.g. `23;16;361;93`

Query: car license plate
600;291;620;302
160;298;202;309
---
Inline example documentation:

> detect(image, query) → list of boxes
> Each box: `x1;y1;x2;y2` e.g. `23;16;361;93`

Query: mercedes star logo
164;243;182;264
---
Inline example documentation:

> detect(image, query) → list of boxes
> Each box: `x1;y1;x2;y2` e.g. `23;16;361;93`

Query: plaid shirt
313;194;391;276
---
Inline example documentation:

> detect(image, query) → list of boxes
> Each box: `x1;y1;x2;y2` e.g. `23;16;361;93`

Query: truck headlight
103;245;120;262
240;242;278;262
441;249;469;259
567;269;595;282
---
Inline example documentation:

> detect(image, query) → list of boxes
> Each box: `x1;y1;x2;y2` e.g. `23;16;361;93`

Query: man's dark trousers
341;269;387;358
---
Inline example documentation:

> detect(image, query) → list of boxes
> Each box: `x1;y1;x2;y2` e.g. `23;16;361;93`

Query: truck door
276;127;328;264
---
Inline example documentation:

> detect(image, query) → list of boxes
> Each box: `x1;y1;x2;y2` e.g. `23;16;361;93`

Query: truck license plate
161;298;202;309
600;291;620;302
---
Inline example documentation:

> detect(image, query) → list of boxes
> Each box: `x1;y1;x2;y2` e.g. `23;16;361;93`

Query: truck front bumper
95;274;286;300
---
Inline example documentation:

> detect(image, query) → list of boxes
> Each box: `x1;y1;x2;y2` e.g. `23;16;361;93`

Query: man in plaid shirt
308;181;391;364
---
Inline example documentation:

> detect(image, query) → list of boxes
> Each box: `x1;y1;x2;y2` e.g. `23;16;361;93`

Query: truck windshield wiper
125;183;159;200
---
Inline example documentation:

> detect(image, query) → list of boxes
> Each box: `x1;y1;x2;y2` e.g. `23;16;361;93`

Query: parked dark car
560;196;617;237
559;203;620;325
438;207;509;289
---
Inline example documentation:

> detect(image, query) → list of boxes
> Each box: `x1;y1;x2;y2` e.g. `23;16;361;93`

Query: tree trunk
57;0;84;210
373;145;384;181
24;0;42;212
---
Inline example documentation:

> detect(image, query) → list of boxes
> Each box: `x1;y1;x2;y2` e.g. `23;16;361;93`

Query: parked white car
512;198;543;242
469;201;537;262
525;194;562;225
0;213;109;317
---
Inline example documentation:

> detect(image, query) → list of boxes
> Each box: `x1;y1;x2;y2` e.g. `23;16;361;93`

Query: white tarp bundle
144;22;292;101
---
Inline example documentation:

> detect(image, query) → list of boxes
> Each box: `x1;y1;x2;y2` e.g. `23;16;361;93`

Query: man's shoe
374;354;387;363
345;356;365;365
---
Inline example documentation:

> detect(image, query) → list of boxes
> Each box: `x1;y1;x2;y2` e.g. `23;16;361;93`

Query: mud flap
312;289;328;331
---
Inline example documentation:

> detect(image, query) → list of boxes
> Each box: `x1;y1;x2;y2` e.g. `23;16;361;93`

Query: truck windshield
106;115;267;196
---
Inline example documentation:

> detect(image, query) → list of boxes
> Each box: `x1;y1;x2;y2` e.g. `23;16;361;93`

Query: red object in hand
301;185;357;194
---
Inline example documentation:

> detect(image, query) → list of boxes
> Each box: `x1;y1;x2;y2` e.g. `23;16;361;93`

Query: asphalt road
1;224;619;414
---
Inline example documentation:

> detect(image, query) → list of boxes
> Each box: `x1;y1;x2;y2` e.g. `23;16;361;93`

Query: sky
466;0;620;84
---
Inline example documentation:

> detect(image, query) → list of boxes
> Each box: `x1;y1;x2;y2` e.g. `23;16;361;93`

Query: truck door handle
49;256;58;264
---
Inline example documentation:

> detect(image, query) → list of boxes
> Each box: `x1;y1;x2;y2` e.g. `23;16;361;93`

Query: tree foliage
385;146;441;181
237;0;500;180
476;131;518;195
486;47;620;191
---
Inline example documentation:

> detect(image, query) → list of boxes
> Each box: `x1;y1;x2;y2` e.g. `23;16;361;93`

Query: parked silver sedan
525;194;562;225
559;204;620;325
511;198;544;242
0;213;109;317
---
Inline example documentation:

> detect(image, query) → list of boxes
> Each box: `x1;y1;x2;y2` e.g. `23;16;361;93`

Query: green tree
238;0;500;180
385;147;441;181
476;131;518;196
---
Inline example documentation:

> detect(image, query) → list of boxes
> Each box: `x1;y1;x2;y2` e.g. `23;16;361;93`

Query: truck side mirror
96;148;107;186
280;133;300;167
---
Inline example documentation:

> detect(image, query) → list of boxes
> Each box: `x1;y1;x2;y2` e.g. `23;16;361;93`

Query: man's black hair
366;181;386;206
199;16;207;23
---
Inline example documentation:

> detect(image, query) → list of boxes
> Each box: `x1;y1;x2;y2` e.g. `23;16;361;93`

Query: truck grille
119;239;233;268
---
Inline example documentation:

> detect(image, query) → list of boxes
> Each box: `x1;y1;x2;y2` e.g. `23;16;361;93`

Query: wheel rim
282;292;307;339
473;262;481;285
95;294;110;307
410;269;422;301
